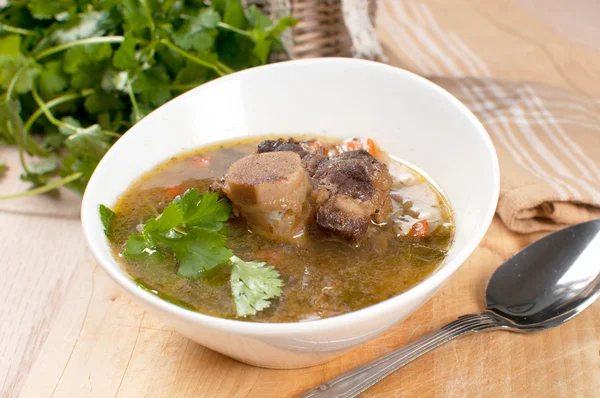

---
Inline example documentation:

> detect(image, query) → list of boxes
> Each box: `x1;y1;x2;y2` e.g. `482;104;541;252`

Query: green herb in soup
102;137;455;322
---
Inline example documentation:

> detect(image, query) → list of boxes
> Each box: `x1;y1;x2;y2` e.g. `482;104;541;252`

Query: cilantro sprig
230;255;284;317
123;189;233;277
101;188;284;317
0;1;295;199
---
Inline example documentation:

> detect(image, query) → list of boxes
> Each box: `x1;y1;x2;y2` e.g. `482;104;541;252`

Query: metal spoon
298;219;600;398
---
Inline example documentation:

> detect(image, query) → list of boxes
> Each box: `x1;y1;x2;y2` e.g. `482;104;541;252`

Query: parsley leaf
179;190;231;230
113;35;137;71
230;256;284;317
52;10;112;43
120;188;233;277
106;188;284;316
247;7;296;64
99;204;115;240
19;157;59;189
171;229;233;278
83;91;123;114
222;0;247;29
124;233;161;261
38;61;68;96
60;155;99;193
0;35;40;94
121;0;150;35
26;0;76;20
144;199;184;235
171;8;220;52
58;116;82;134
1;0;293;199
0;160;6;175
64;124;109;159
28;157;58;175
132;67;171;107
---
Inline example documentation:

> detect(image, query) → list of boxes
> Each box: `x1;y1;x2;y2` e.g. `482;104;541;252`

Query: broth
109;137;454;322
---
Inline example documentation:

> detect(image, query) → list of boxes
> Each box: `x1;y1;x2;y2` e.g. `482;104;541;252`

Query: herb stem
5;64;27;102
0;23;33;36
6;103;30;173
173;227;188;236
24;89;94;131
140;0;157;37
217;22;251;37
14;125;28;173
0;172;83;200
159;39;227;77
33;36;125;60
126;79;141;122
103;130;122;138
216;61;235;75
31;82;78;133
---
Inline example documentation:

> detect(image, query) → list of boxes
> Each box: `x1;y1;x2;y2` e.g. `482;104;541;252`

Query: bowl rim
81;57;500;336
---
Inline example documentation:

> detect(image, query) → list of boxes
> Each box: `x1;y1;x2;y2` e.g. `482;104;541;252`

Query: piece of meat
313;150;393;239
218;151;313;243
257;138;326;175
316;195;372;239
216;139;394;243
257;138;306;156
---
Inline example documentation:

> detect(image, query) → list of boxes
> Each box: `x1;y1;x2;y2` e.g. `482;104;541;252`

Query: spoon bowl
300;218;600;397
486;219;600;330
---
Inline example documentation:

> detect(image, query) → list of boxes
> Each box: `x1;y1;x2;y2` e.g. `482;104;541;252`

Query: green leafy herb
112;34;137;71
102;188;284;317
170;229;233;278
38;61;68;96
230;255;284;317
123;233;160;261
121;189;233;276
21;157;59;185
178;189;232;231
0;0;296;198
99;204;115;240
0;160;6;175
143;199;184;235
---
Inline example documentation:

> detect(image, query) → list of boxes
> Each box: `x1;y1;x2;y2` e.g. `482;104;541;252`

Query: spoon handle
297;313;502;398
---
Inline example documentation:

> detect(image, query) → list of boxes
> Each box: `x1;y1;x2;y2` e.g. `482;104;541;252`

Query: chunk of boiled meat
218;151;313;243
257;138;326;175
313;150;393;239
316;195;372;239
216;139;394;243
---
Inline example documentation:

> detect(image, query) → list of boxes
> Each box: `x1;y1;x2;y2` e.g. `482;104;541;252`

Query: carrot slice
336;138;378;156
164;185;186;200
408;220;429;239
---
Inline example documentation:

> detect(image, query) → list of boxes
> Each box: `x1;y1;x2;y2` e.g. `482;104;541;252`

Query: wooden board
2;0;600;397
11;218;600;397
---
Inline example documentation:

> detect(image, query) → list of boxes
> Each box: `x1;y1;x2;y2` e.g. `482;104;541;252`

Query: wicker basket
244;0;382;60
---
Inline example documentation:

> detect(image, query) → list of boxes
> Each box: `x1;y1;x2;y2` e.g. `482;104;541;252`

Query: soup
102;137;454;322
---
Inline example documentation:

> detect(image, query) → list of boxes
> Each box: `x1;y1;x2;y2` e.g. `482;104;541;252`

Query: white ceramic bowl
81;58;499;369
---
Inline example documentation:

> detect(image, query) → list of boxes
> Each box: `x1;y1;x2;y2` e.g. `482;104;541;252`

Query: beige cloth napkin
375;0;600;233
433;77;600;233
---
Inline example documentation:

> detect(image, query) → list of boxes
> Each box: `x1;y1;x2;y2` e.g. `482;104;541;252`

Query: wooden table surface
2;1;600;397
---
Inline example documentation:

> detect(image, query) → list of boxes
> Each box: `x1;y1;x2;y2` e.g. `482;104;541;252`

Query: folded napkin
433;77;600;233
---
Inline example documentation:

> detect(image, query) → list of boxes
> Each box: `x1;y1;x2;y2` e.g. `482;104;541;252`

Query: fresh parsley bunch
0;0;295;198
101;189;285;317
